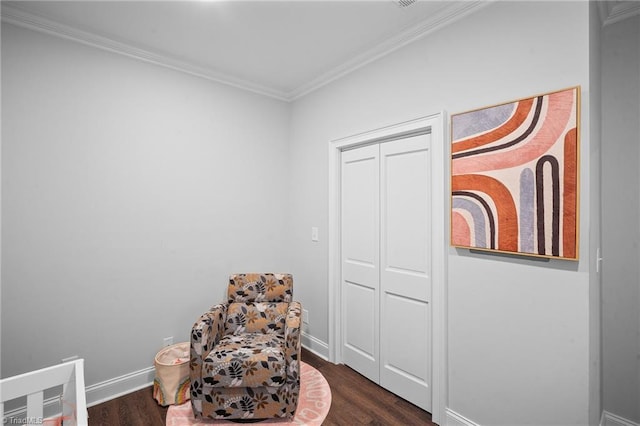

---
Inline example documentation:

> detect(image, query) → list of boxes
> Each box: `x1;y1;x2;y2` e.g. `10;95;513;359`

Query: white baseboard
85;333;330;409
601;411;640;426
301;332;329;360
4;334;330;422
445;409;640;426
446;408;480;426
3;395;66;421
4;333;329;422
85;366;156;407
2;365;155;421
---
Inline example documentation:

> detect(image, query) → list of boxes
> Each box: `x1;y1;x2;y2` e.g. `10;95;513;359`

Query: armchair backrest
227;273;293;303
225;273;293;335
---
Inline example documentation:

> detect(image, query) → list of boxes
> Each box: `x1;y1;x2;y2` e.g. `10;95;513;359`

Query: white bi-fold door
341;133;432;412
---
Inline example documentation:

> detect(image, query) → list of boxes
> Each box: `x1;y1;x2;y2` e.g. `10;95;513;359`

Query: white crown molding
1;2;489;102
599;1;640;27
287;1;492;101
0;4;290;101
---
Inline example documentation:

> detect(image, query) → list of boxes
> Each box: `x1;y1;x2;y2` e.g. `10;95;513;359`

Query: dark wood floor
87;347;436;425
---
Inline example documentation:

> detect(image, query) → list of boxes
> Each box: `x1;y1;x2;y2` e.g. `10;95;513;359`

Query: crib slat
1;360;87;425
70;359;88;425
61;359;88;425
0;362;75;402
26;390;44;421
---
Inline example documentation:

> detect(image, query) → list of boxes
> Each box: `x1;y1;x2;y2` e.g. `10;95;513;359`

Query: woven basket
153;342;190;406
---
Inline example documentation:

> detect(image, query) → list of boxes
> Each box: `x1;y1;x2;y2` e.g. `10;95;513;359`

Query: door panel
384;149;429;273
341;145;380;382
384;293;430;379
340;134;432;411
344;281;376;358
382;292;431;410
342;157;377;265
380;134;432;412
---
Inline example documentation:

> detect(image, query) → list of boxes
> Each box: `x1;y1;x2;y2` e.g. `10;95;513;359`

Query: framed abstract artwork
450;86;580;260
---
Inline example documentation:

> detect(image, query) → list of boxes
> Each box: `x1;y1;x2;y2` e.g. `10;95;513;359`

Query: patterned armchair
189;273;302;420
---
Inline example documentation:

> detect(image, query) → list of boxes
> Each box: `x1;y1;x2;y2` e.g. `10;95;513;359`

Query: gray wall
288;1;597;425
1;23;291;385
588;2;602;423
601;14;640;424
5;1;633;425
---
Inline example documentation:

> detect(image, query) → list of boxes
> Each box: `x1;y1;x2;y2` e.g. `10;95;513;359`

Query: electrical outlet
163;336;173;347
62;355;79;363
303;309;309;324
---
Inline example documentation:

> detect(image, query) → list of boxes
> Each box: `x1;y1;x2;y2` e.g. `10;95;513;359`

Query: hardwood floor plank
301;349;435;426
87;347;436;425
87;399;120;426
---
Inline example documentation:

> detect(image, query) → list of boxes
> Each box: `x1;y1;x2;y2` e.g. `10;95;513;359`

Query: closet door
341;144;380;382
340;135;432;412
379;134;432;412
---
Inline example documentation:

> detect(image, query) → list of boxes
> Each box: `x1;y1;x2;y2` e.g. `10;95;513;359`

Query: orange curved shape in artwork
563;128;578;259
452;174;518;252
452;98;534;154
452;89;575;175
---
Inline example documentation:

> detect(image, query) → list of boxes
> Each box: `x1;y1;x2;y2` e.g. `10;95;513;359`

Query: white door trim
328;112;448;424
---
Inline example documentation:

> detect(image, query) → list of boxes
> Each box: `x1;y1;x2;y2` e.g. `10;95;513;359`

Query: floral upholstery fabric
225;302;288;335
190;381;300;420
228;273;293;303
203;333;286;388
190;273;301;420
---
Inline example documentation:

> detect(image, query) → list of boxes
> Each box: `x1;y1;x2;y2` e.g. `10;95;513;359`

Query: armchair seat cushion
203;333;286;388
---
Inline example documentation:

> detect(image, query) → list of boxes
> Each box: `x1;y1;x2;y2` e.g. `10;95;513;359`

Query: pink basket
153;342;190;406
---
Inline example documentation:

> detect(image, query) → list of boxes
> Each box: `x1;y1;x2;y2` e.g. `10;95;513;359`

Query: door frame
328;112;447;424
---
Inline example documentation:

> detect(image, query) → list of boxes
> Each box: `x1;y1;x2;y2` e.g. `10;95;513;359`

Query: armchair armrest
190;303;228;400
284;301;302;380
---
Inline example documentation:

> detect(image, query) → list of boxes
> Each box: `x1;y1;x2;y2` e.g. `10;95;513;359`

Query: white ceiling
5;1;638;101
3;0;493;100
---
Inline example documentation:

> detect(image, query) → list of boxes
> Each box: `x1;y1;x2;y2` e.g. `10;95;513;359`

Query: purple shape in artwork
452;103;516;141
519;168;535;253
452;197;487;248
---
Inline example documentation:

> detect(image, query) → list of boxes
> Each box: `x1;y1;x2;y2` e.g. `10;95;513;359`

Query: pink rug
166;362;331;426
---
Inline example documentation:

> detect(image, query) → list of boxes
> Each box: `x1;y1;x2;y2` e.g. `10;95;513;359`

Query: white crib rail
1;359;88;425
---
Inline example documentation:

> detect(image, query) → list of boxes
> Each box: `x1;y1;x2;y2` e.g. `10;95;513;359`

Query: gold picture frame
450;86;580;260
